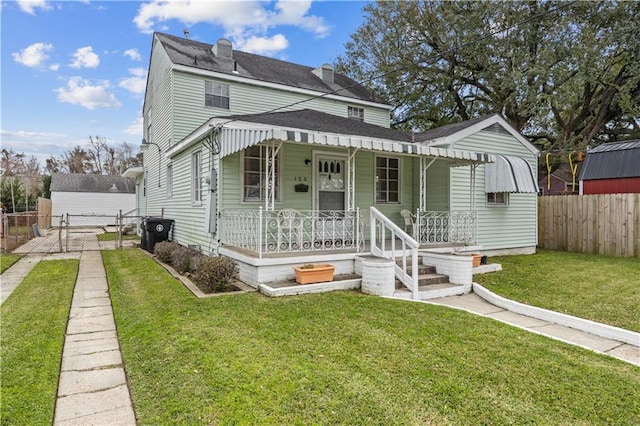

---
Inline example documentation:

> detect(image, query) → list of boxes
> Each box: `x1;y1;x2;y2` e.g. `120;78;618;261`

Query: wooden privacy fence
538;194;640;258
37;197;52;229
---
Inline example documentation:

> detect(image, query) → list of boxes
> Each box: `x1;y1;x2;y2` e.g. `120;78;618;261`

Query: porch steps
393;282;469;300
393;259;468;300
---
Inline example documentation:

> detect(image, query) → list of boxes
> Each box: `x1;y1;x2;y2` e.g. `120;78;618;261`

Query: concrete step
393;283;470;300
395;273;449;289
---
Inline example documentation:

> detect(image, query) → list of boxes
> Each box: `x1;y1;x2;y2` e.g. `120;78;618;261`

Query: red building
579;140;640;194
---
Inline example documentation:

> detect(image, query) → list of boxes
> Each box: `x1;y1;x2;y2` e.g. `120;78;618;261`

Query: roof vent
313;63;334;84
212;38;233;59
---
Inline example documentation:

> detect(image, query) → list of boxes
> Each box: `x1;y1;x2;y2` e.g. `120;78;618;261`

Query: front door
315;155;346;212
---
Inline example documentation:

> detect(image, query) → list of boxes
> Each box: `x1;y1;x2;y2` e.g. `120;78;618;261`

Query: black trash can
141;217;174;253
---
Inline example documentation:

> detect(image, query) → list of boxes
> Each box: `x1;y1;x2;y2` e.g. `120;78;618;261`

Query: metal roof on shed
50;173;136;193
580;140;640;180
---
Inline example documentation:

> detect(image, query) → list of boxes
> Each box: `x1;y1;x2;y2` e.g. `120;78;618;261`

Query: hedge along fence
538;193;640;258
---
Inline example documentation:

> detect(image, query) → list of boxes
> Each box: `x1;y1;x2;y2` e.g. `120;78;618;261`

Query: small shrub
193;256;239;293
189;252;205;274
171;245;197;274
154;241;179;263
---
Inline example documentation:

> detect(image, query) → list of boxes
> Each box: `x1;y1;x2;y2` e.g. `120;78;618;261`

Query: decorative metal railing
219;208;477;258
414;210;477;245
219;208;362;257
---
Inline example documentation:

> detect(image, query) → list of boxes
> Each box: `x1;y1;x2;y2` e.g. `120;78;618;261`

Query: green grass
97;232;140;242
1;259;79;425
104;249;640;425
0;253;21;273
476;250;640;333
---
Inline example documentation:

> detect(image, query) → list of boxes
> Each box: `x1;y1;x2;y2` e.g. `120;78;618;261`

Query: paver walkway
428;292;640;366
53;250;136;425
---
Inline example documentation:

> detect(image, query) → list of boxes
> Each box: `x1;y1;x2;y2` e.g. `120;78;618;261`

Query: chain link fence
1;211;64;253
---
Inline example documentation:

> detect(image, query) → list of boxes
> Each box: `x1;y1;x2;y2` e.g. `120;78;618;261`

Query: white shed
50;173;136;226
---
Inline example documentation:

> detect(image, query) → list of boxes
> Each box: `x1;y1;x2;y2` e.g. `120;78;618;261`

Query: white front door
315;155;346;212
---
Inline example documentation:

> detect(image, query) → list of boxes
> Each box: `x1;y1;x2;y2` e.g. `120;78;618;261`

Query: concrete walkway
53;250;136;425
1;255;42;305
427;289;640;366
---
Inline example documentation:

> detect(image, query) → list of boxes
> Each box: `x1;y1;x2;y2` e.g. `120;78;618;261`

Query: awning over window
485;154;538;193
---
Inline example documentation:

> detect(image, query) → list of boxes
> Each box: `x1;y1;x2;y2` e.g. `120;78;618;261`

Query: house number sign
294;176;308;182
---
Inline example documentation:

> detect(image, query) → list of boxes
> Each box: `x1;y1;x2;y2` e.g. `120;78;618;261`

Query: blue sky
1;0;368;168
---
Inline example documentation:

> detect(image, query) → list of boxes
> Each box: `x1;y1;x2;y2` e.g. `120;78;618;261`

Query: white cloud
119;68;147;94
69;46;100;69
123;115;143;136
12;42;53;67
133;0;330;55
49;63;60;71
17;0;51;15
55;77;122;110
124;48;142;61
237;34;289;55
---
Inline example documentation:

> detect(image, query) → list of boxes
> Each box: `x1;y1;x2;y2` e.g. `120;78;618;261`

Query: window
348;106;364;121
205;81;230;109
146;108;153;142
192;151;202;203
487;192;508;206
375;156;400;203
166;164;173;198
243;145;280;202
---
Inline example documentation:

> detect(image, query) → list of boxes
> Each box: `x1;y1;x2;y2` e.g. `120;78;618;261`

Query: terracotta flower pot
293;264;335;284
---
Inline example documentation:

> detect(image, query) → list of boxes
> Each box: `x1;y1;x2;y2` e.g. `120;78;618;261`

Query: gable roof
580;140;640;180
414;114;539;155
154;32;383;104
50;173;136;193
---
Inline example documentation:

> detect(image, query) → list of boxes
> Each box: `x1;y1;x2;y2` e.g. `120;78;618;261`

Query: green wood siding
171;70;390;143
450;131;538;251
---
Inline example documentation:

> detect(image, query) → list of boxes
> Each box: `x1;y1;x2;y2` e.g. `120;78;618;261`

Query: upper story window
487;192;508;206
243;145;280;202
375;156;400;203
348;106;364;121
146;108;153;142
192;151;202;204
205;81;230;109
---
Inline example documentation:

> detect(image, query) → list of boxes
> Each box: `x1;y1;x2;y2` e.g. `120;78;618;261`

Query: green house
127;32;539;297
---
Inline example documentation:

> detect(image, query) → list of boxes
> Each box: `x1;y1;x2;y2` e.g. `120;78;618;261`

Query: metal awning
166;119;494;165
485;154;538;193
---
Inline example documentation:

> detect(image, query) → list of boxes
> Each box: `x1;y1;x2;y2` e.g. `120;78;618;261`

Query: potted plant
293;263;335;284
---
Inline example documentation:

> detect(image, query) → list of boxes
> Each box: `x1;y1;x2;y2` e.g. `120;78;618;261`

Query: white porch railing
219;208;362;258
369;207;420;300
414;210;477;245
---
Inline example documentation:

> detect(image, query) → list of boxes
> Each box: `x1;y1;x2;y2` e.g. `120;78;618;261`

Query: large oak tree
336;0;640;151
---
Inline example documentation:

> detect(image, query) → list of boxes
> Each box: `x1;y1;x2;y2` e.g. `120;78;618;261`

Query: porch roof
166;109;494;165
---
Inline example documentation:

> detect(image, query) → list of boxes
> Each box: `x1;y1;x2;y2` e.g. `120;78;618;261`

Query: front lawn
104;249;640;425
1;259;78;424
475;250;640;332
0;253;21;273
97;232;140;242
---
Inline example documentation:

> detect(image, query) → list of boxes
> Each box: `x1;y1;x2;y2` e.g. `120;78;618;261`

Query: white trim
313;152;348;212
172;64;392;111
427;115;539;156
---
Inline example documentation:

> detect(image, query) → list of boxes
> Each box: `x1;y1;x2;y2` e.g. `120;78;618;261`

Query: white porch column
419;157;437;211
347;148;358;211
265;139;283;211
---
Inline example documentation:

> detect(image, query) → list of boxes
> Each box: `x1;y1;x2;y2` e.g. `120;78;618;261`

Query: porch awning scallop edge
484;154;538;193
165;119;494;165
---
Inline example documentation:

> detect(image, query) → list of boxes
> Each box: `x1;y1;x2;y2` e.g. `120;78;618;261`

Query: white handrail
369;207;420;300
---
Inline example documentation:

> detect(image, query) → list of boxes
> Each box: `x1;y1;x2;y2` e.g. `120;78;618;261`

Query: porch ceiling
166;110;494;165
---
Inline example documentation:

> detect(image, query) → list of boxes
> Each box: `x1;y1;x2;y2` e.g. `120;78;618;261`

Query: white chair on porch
277;209;303;250
400;209;416;239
